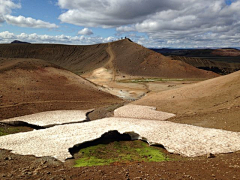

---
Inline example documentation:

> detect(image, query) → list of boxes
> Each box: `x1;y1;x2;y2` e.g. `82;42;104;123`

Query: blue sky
0;0;240;48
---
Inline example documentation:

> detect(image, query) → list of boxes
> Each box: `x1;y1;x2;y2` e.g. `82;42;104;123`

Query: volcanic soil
0;39;219;79
0;40;240;179
0;144;240;180
134;70;240;132
0;58;123;119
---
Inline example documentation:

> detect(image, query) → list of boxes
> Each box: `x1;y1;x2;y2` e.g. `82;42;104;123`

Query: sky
0;0;239;48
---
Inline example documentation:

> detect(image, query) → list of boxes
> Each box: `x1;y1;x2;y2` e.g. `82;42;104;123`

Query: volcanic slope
0;39;218;79
0;58;123;120
0;43;110;75
134;70;240;132
108;39;218;79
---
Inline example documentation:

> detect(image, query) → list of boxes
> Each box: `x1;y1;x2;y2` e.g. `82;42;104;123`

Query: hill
171;56;240;74
0;43;109;75
109;39;218;79
152;48;240;58
134;70;240;131
152;48;240;75
0;39;218;79
0;58;123;119
11;40;31;44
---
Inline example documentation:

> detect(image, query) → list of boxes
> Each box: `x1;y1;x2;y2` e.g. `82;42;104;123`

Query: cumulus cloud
0;0;58;29
5;15;59;28
0;0;20;22
57;0;240;48
0;31;117;45
58;0;183;27
78;28;93;35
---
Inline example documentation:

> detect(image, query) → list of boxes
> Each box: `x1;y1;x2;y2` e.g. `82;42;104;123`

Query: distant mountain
151;48;240;58
11;40;31;44
151;48;240;74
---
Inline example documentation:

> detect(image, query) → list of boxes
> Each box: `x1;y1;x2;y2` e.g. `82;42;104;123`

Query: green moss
74;140;170;167
118;78;185;83
0;127;25;136
118;78;206;83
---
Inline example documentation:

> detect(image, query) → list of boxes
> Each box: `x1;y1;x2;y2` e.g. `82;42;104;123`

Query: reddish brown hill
110;39;219;78
212;49;240;56
0;39;218;79
134;70;240;131
0;58;123;119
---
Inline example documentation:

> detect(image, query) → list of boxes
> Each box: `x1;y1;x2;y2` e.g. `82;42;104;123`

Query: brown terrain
0;39;219;79
212;48;240;57
108;39;219;79
0;40;240;179
134;70;240;132
0;58;123;120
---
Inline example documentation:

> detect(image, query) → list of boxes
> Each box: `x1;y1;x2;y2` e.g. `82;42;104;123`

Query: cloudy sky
0;0;239;48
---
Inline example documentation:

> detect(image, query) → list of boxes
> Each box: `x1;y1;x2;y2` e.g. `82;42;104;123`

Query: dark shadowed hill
152;48;240;74
0;39;218;79
171;56;240;75
0;43;110;75
152;48;240;58
11;40;31;44
0;58;123;119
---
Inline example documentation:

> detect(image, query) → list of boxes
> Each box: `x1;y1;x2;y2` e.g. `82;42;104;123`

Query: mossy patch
0;127;21;136
118;78;205;83
0;125;32;136
74;140;170;167
118;78;184;83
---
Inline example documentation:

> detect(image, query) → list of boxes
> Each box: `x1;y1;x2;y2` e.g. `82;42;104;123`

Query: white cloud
5;15;59;29
78;28;93;35
0;31;15;39
57;0;240;48
1;30;239;49
58;0;183;27
0;0;20;22
0;0;58;29
0;31;117;45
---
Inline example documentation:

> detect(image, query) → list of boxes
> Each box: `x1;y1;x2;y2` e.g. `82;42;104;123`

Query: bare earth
0;58;123;120
134;70;240;132
0;41;239;179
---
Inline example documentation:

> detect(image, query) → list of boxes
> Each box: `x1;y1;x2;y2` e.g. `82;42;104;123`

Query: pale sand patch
114;105;175;120
2;110;93;127
0;118;240;162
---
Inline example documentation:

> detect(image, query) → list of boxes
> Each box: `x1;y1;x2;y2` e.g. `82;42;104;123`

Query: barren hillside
134;70;240;131
0;39;218;79
0;58;123;119
109;39;219;79
0;43;110;75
